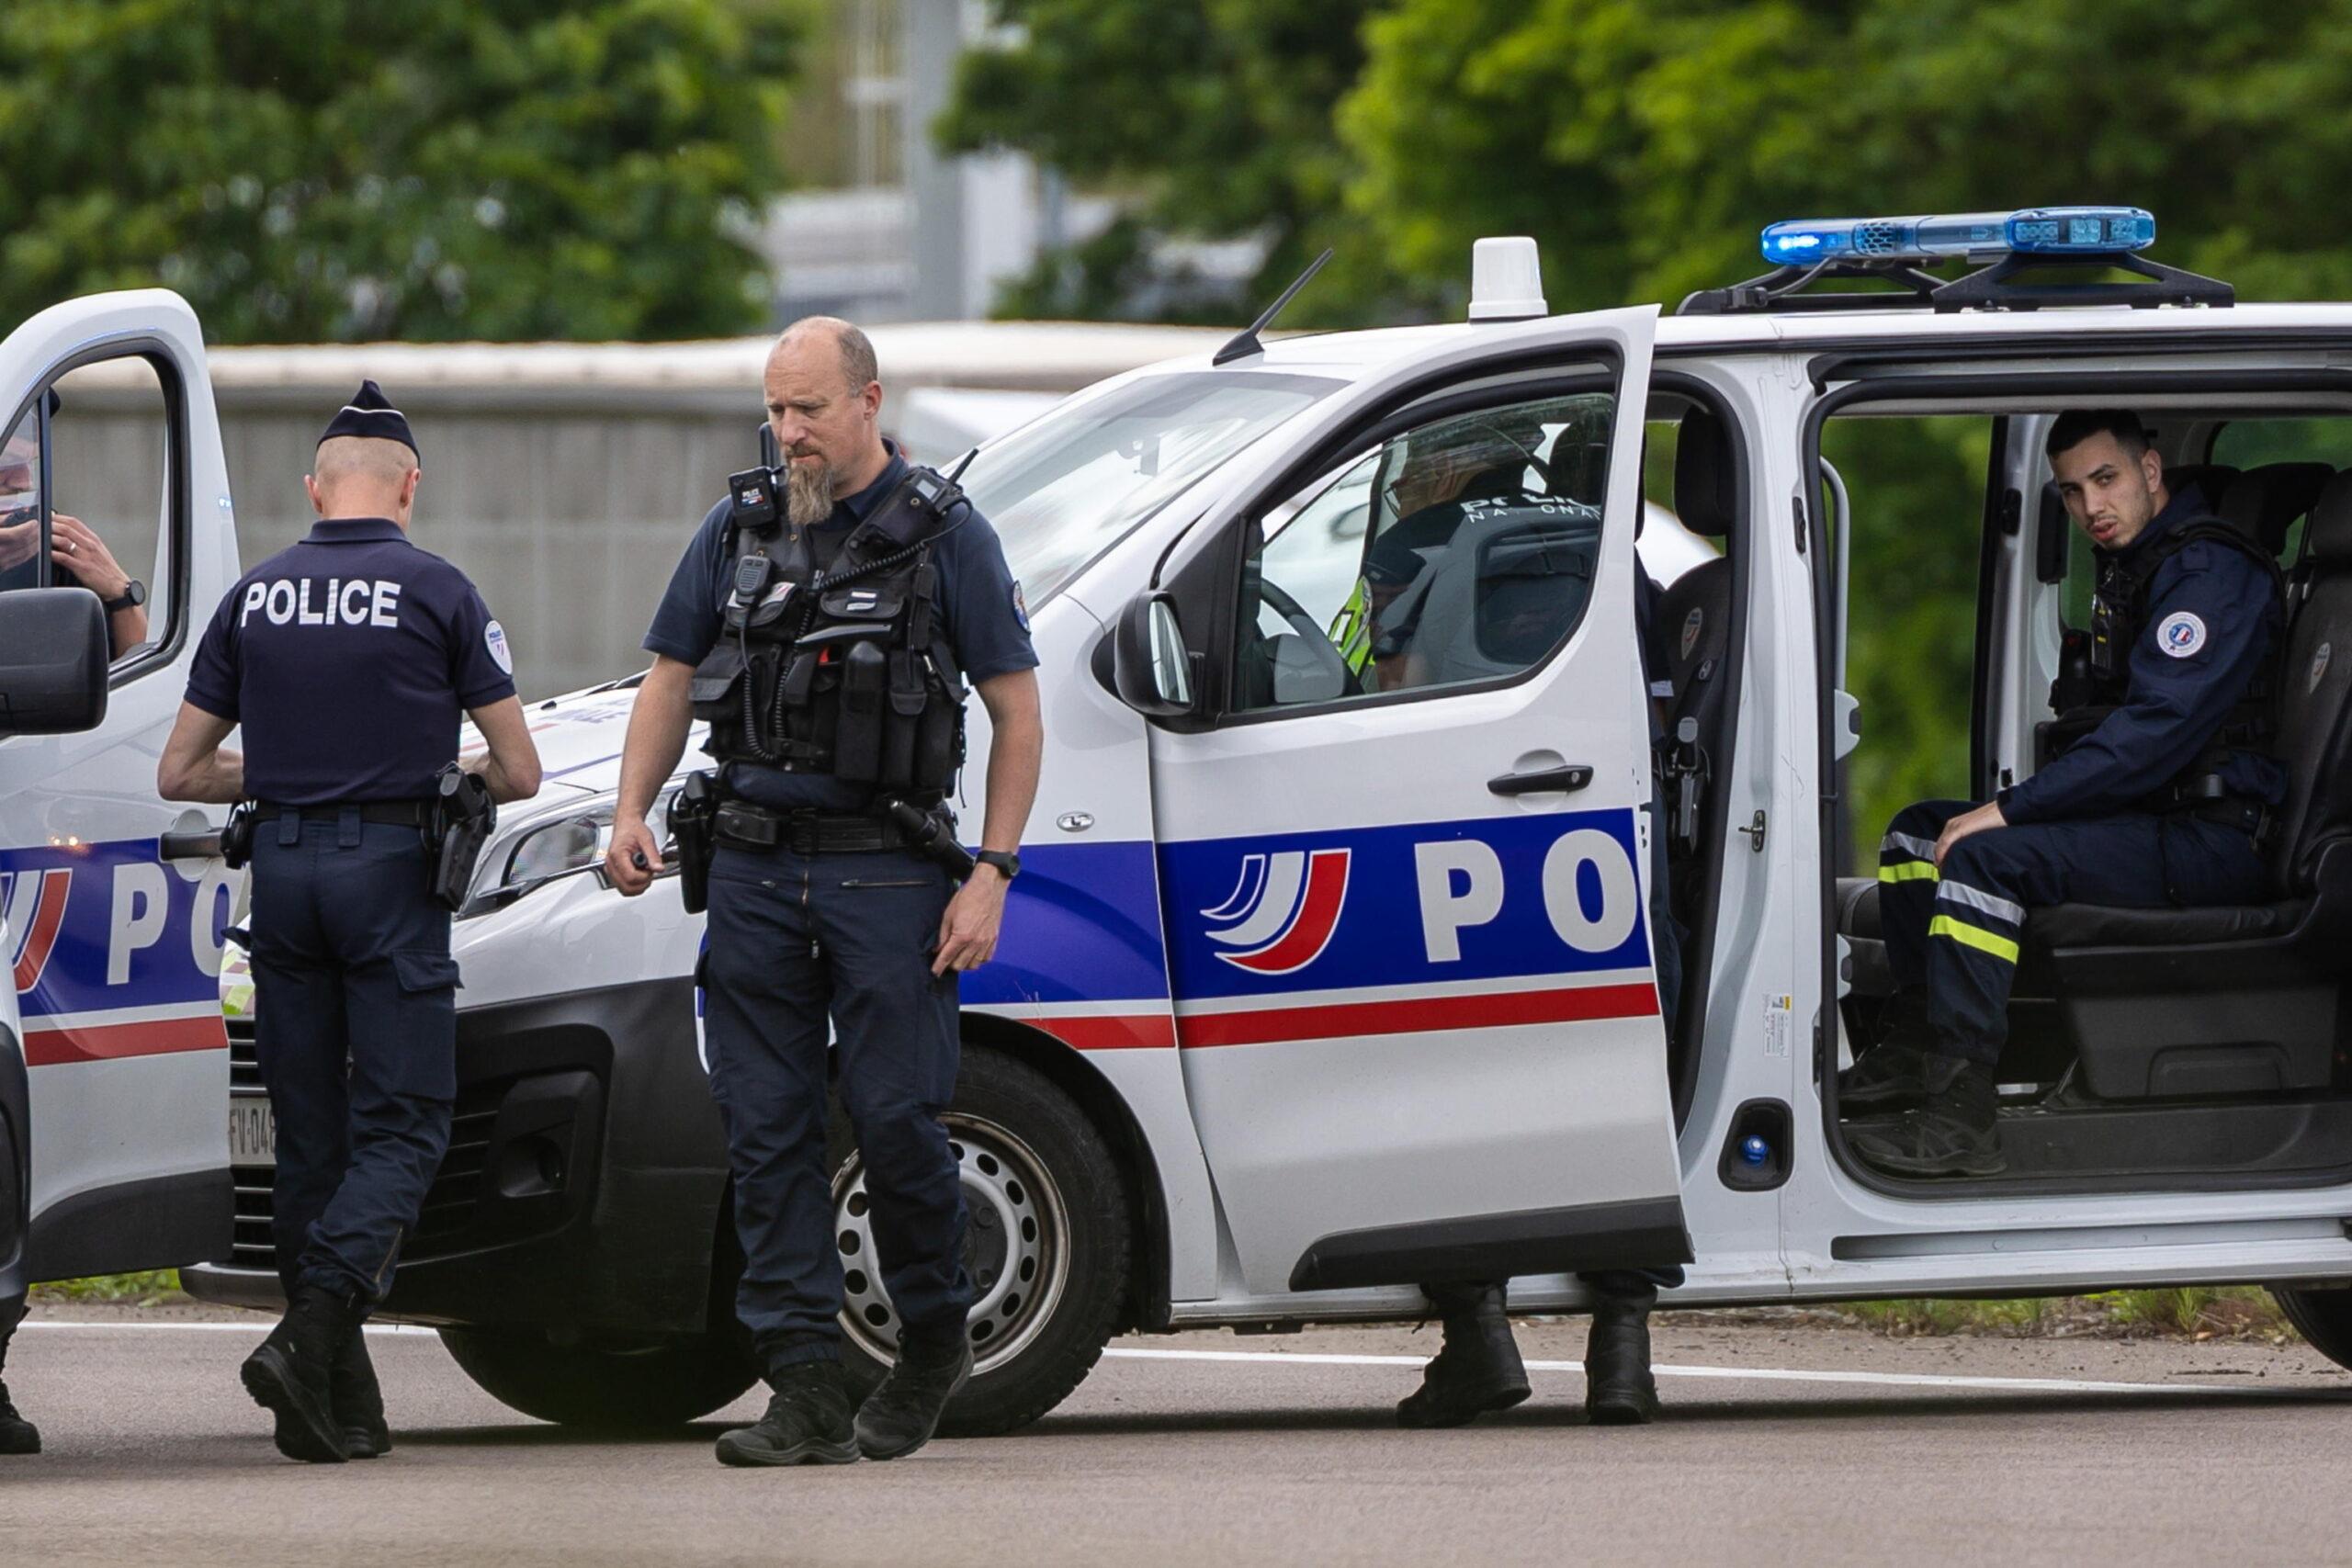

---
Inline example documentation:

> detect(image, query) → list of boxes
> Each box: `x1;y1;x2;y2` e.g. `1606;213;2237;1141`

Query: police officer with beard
158;384;542;1461
605;318;1045;1467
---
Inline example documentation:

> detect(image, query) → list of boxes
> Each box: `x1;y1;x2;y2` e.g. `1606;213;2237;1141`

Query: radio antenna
1212;248;1335;367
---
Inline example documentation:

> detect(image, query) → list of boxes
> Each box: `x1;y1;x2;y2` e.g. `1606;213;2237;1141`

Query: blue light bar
1759;207;2156;268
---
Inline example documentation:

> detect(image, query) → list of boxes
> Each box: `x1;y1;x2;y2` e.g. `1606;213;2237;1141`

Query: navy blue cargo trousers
250;813;458;1303
701;843;973;1372
1878;798;2267;1066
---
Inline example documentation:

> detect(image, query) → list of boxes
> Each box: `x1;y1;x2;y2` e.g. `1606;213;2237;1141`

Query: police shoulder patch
1011;580;1029;631
2157;610;2207;659
485;618;514;675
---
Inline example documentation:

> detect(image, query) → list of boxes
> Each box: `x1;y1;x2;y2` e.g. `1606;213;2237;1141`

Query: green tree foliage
938;0;1427;323
0;0;804;343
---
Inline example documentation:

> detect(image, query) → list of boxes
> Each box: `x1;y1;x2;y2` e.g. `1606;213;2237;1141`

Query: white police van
29;211;2352;1435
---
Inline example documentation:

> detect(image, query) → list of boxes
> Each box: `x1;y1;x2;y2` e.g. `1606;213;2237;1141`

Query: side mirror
1111;592;1197;717
0;587;108;737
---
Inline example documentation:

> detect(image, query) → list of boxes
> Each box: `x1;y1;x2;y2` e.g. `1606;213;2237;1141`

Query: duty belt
251;799;430;828
711;800;913;855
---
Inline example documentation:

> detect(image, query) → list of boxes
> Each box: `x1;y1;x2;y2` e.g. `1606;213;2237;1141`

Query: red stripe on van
1175;981;1659;1050
23;1013;229;1066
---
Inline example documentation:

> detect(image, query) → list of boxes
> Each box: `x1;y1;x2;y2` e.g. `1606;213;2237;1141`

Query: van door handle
160;829;223;861
1487;765;1593;796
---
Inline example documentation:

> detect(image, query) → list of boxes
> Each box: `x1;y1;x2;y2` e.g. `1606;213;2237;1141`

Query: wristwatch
975;849;1021;881
102;580;145;615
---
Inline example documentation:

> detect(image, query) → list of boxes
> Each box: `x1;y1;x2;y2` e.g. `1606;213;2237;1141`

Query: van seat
2219;462;2335;558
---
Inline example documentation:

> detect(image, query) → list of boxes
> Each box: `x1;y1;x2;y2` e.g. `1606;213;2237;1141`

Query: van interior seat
1656;408;1736;910
1838;468;2352;1100
1657;409;1735;748
2218;462;2335;558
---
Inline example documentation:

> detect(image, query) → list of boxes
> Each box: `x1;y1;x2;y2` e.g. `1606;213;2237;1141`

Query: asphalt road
6;1308;2350;1568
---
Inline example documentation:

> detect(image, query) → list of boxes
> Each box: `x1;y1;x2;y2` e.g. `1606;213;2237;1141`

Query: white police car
21;210;2352;1433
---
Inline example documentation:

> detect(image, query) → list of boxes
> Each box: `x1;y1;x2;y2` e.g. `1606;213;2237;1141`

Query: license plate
229;1097;277;1167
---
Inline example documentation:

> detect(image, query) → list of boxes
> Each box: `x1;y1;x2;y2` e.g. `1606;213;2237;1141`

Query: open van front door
0;291;240;1280
1140;307;1689;1299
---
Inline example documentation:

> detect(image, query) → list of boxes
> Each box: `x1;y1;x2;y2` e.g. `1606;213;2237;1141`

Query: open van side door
1133;307;1689;1299
0;290;241;1281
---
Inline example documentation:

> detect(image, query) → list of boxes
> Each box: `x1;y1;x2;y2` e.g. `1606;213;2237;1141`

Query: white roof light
1468;237;1546;321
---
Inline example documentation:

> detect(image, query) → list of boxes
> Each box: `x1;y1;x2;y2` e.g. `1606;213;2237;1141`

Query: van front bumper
183;976;729;1337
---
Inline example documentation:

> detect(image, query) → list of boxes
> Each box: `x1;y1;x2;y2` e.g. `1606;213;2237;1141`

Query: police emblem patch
1679;606;1704;661
1012;581;1029;631
2313;642;2334;693
2157;611;2207;659
485;619;514;674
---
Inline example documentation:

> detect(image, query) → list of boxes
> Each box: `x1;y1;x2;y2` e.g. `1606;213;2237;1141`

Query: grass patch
1841;1286;2292;1342
29;1270;186;1305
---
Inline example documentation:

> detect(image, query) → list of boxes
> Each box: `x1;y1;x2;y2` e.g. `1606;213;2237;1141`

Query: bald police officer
605;318;1045;1467
158;383;541;1462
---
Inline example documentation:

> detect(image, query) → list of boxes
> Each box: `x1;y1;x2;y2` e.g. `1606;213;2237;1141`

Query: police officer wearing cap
158;382;541;1462
605;317;1043;1468
1846;409;2288;1176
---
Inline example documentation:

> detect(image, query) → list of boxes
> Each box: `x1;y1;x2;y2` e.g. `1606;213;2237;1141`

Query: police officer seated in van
1844;410;2287;1177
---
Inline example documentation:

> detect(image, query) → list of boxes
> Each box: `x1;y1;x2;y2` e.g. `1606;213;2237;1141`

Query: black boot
0;1310;36;1455
0;1382;37;1455
1396;1282;1531;1429
715;1360;859;1468
1584;1286;1660;1427
854;1329;973;1461
331;1324;390;1460
241;1285;356;1463
1838;989;1936;1112
1849;1052;2006;1177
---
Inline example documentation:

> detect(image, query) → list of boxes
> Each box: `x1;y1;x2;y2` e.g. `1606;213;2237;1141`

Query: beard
785;457;835;527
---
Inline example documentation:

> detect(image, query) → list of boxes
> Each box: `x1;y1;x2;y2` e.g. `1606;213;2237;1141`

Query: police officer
1845;409;2286;1176
1369;425;1686;1427
157;382;542;1461
603;318;1044;1467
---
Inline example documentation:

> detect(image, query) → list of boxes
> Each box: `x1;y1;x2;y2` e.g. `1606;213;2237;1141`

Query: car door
0;290;240;1280
1138;310;1690;1298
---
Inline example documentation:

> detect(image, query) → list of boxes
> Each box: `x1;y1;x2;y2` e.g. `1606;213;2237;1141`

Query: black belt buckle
715;800;782;851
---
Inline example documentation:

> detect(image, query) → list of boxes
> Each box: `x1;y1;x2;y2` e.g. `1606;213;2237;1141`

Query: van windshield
958;369;1346;604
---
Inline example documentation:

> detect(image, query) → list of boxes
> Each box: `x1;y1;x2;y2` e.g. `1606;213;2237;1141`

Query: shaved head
773;316;878;396
310;435;422;524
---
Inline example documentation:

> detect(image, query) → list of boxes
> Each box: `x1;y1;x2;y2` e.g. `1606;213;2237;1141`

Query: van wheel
829;1044;1131;1437
2269;1285;2352;1366
438;1328;757;1430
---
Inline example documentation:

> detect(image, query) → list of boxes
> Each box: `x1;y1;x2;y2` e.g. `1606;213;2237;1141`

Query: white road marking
1102;1345;2310;1398
22;1322;2324;1399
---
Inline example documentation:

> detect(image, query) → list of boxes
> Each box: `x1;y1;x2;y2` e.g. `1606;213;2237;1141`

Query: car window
1232;390;1616;714
955;369;1344;606
47;357;174;667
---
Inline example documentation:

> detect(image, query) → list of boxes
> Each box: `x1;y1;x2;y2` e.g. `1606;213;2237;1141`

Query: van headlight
470;784;682;906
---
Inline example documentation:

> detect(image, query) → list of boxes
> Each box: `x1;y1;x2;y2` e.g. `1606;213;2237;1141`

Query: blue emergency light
1759;207;2156;269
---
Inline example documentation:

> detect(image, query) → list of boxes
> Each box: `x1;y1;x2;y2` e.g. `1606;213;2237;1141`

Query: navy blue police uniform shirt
1999;485;2290;824
186;518;517;805
643;443;1038;811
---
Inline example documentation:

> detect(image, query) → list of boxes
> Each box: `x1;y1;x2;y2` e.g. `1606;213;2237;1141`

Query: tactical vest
2045;514;2285;801
687;465;968;798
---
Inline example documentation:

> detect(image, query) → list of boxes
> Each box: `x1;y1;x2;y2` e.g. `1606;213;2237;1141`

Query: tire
438;1327;757;1431
2269;1284;2352;1363
828;1044;1132;1438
